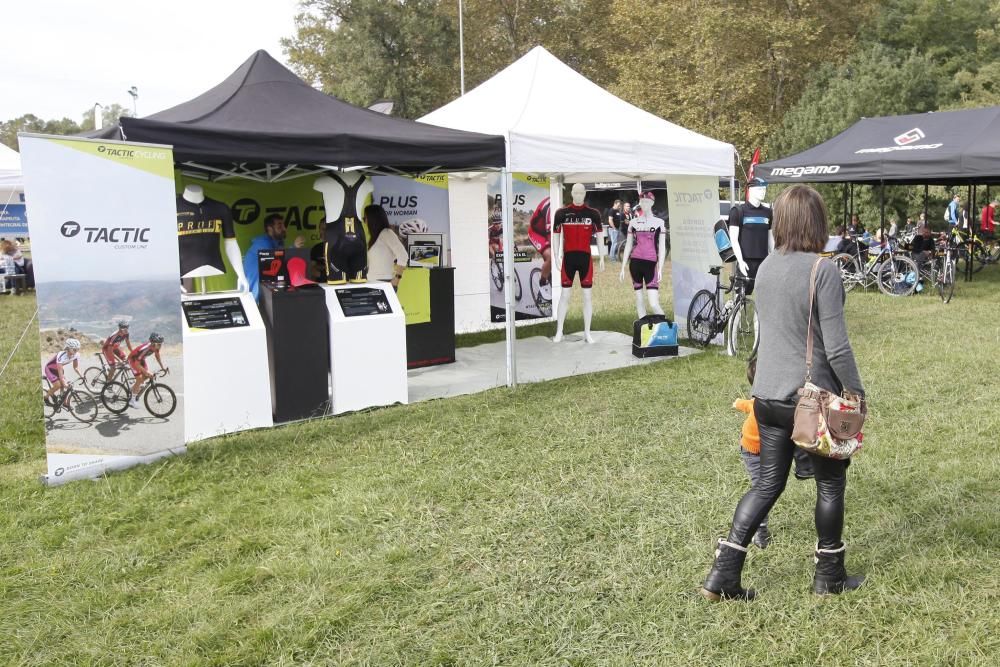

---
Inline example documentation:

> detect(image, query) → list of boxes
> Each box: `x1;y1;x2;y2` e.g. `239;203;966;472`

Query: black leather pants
725;398;848;550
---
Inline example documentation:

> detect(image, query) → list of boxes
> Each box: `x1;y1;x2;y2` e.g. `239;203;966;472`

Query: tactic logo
232;198;261;225
60;220;81;238
894;127;925;146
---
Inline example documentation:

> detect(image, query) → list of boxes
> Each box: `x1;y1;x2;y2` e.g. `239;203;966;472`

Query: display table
181;291;273;441
322;282;408;414
259;286;329;423
400;267;456;368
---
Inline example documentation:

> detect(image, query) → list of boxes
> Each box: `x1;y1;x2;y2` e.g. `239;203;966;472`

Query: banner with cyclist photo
665;175;722;344
486;172;553;322
19;135;185;486
371;173;450;255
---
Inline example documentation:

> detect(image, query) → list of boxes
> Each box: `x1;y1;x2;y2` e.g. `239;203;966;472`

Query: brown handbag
790;257;867;459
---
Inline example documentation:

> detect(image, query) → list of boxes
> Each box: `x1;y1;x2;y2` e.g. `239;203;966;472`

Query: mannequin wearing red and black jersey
552;183;605;343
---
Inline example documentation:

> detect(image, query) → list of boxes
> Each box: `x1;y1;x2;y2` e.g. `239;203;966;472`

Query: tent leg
843;184;848;228
850;184;854;221
923;185;928;225
879;182;885;241
502;170;517;388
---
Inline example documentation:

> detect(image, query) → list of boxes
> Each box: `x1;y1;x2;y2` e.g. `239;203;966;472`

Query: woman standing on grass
701;184;866;600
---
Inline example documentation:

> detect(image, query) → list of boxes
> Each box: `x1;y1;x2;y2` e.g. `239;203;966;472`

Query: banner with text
0;202;28;237
372;173;451;259
20;135;185;485
487;172;552;322
665;175;722;342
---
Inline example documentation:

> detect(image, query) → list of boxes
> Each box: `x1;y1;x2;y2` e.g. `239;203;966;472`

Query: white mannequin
553;183;605;344
619;193;666;318
729;183;774;276
313;176;346;222
179;184;248;292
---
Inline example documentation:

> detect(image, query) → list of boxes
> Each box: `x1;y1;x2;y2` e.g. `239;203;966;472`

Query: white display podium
322;283;408;414
181;291;273;442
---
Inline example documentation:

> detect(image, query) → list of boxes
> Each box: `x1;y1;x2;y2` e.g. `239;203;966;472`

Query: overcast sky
2;0;302;122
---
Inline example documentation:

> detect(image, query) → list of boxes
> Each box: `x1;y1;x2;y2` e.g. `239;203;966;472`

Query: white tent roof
0;143;22;192
419;46;734;180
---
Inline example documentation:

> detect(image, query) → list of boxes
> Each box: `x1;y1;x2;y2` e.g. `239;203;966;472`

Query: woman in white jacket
365;204;407;289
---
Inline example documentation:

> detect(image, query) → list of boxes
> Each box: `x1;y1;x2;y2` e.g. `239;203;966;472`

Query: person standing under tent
607;199;624;260
364;204;407;290
242;214;305;301
947;194;961;227
981;200;997;240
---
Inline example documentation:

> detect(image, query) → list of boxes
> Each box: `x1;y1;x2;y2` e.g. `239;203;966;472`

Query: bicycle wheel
877;255;917;296
529;267;552;316
144;382;177;418
940;258;956;303
66;390;99;423
489;258;503;291
512;266;523;302
727;297;759;359
832;253;861;293
686;289;719;347
82;366;106;392
100;381;131;415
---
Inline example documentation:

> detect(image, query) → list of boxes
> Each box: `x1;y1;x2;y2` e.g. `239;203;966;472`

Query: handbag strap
804;256;824;384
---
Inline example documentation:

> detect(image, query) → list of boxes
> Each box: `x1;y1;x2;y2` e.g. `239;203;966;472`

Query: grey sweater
751;251;864;401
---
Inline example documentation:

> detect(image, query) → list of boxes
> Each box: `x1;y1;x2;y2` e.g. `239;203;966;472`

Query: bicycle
101;369;177;418
42;376;99;423
489;250;523;302
832;236;918;296
527;266;552;316
686;265;758;359
82;352;131;392
950;228;999;274
932;241;957;303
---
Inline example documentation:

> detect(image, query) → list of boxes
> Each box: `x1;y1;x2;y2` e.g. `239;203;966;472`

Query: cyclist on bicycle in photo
43;338;83;405
128;333;169;408
101;320;133;383
527;197;553;300
488;196;504;259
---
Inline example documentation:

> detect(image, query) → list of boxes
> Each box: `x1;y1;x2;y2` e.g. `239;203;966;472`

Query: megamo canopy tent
87;49;506;177
419;46;734;180
757;106;1000;185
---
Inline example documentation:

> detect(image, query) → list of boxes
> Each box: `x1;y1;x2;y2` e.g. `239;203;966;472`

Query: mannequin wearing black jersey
314;174;372;284
177;185;248;292
728;178;773;296
553;183;605;343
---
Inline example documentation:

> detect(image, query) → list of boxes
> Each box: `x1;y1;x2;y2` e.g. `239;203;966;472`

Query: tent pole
879;182;885;241
842;184;848;228
923;185;928;226
850;184;854;221
502;168;517;387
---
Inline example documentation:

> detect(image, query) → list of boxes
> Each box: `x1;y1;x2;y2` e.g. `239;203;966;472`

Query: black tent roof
92;50;505;171
757;106;1000;185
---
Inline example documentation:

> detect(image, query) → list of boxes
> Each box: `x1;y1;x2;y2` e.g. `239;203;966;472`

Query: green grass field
1;264;998;666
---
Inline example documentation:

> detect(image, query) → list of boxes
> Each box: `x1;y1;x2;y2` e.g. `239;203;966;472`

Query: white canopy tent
0;143;23;200
419;47;735;387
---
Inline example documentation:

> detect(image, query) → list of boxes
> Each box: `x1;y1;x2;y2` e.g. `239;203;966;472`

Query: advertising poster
487;172;552;322
665;175;722;341
0;202;29;238
372;173;450;256
19;135;185;485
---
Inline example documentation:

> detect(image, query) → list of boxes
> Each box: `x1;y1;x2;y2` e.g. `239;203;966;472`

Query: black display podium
406;267;456;368
259;286;329;422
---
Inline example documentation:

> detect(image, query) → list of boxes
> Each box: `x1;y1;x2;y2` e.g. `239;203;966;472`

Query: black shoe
701;539;756;601
752;524;770;550
813;542;865;595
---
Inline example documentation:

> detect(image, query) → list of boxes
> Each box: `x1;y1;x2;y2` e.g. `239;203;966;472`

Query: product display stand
181;290;273;441
322;282;408;414
260;286;330;422
405;267;456;368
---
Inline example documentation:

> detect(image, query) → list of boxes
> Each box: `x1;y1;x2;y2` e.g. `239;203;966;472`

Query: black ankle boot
701;539;756;601
813;542;865;595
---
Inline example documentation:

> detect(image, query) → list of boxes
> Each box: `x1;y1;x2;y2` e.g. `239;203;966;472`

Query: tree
0;115;82;151
80;103;131;132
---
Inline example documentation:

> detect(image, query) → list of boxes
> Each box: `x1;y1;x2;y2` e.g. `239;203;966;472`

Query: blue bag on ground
632;314;679;358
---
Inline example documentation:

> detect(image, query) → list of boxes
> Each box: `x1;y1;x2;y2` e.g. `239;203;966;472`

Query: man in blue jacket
243;214;304;300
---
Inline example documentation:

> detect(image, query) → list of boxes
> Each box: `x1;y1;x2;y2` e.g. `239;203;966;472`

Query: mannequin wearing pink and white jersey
619;191;666;318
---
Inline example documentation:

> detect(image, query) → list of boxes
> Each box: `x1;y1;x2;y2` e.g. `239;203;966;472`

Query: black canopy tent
89;50;506;179
757;106;1000;186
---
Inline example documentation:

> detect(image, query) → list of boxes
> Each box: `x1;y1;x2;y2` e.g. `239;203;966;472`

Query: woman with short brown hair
701;184;866;600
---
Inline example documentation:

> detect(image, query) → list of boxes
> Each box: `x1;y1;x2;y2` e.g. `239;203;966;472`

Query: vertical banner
19;135;185;485
665;176;722;341
0;202;29;238
372;173;451;257
486;172;553;322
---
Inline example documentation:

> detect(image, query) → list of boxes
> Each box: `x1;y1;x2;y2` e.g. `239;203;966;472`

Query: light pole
127;86;138;116
458;0;465;95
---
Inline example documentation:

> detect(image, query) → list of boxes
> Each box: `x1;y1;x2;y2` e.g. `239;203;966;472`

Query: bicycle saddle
709;266;723;275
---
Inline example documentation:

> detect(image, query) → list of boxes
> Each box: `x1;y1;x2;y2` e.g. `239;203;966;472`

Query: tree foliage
1;115;81;151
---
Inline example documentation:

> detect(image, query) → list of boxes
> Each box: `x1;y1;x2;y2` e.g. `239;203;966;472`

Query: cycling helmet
397;218;429;238
149;332;164;344
65;338;81;350
117;320;130;329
